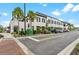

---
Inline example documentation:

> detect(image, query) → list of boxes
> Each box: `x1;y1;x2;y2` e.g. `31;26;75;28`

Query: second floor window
42;18;45;23
54;21;56;24
39;18;40;22
52;20;54;24
37;17;40;22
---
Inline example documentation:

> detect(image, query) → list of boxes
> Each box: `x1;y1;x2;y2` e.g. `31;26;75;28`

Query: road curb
57;38;79;55
14;38;34;55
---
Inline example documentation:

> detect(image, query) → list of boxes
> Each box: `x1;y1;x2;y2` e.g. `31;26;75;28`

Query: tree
46;19;50;29
27;10;36;29
68;23;74;31
0;25;4;33
12;7;24;34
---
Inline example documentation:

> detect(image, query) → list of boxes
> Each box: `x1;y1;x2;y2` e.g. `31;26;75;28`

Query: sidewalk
0;33;33;55
0;33;14;39
0;40;25;55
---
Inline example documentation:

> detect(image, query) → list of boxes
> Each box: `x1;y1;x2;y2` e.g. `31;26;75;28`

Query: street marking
28;37;40;42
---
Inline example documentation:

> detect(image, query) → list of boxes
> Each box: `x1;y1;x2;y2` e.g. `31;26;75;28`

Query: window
28;24;29;28
52;20;54;24
54;21;56;24
36;17;38;22
36;17;40;22
14;26;18;33
39;18;40;22
57;22;59;25
42;18;45;23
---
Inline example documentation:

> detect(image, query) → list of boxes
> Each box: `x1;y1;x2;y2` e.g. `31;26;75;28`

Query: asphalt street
19;31;79;55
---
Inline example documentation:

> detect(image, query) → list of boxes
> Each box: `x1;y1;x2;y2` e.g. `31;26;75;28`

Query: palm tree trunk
29;20;32;29
18;20;19;34
24;20;26;31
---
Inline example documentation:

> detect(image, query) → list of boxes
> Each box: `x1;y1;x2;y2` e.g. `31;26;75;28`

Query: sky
0;3;79;27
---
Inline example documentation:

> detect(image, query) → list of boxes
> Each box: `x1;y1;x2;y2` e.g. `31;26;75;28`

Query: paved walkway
0;33;26;55
0;33;14;40
0;40;25;55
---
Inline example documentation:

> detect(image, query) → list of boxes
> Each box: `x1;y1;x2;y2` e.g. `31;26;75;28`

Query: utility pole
24;3;26;32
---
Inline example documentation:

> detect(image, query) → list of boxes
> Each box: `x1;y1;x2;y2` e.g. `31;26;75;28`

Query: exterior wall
47;17;64;28
32;16;46;30
19;21;24;31
64;24;69;31
10;18;25;33
10;13;67;33
9;18;18;33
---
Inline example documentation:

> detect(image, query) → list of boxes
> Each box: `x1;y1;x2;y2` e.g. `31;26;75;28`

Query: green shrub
47;27;53;31
25;29;33;36
54;27;62;30
0;34;4;38
37;29;41;34
33;30;37;34
19;28;25;36
11;32;19;37
44;29;51;34
0;30;3;33
11;32;17;34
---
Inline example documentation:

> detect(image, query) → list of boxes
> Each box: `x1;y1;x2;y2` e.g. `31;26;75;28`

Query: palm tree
46;19;50;29
12;7;24;34
68;23;74;31
27;10;36;30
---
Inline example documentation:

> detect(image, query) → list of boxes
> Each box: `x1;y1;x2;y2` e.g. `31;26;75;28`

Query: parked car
51;29;57;33
51;28;64;33
57;29;63;33
63;30;69;32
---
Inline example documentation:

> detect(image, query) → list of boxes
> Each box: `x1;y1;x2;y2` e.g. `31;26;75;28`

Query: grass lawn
71;43;79;55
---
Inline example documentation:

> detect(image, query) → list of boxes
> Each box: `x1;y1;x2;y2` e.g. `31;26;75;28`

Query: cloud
72;4;79;12
40;3;47;7
74;24;79;27
2;13;8;16
68;19;73;23
51;9;61;16
42;4;47;7
62;3;74;13
68;19;74;24
59;19;64;21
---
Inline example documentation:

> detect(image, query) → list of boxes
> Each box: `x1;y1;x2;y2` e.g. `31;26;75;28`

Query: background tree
12;7;24;34
27;10;36;29
0;25;4;33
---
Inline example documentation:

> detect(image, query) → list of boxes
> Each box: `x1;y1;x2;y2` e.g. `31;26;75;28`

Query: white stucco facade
9;12;66;33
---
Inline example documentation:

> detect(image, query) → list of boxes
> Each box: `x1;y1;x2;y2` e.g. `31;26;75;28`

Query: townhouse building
9;12;68;33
